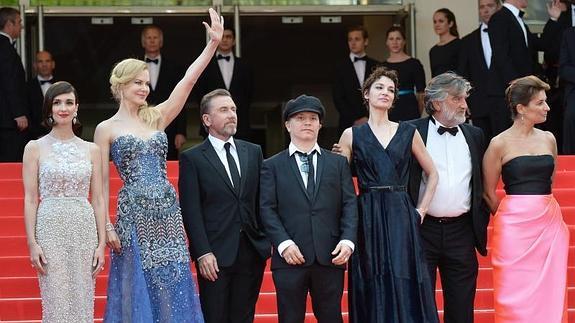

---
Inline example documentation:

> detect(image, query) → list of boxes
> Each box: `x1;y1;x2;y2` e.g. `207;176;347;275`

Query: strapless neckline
503;154;553;168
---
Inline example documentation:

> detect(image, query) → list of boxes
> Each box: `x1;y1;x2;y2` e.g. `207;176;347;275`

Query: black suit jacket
26;77;52;139
407;118;490;256
145;57;187;159
179;139;270;267
332;56;380;131
195;55;253;138
560;28;575;112
260;148;358;270
458;27;491;118
0;34;27;130
488;6;560;95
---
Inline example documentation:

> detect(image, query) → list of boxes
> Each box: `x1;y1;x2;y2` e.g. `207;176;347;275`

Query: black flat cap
283;94;325;121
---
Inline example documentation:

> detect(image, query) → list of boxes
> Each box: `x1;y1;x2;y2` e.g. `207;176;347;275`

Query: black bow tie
145;57;159;64
519;10;525;18
438;126;459;136
217;54;231;61
354;56;367;62
39;79;52;85
482;28;488;33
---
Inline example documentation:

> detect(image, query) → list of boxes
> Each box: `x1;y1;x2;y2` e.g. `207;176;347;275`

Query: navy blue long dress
349;122;439;323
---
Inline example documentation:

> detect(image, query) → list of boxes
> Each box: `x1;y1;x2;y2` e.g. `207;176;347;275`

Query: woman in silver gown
22;81;107;322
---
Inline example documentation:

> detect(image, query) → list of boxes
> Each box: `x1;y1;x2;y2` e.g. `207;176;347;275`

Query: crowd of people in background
1;0;573;322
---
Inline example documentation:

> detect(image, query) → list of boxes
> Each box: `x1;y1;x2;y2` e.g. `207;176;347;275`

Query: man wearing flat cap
260;94;358;323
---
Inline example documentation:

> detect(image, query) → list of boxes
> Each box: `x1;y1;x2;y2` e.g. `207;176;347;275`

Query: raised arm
22;141;46;274
411;130;438;220
156;8;223;129
482;138;503;214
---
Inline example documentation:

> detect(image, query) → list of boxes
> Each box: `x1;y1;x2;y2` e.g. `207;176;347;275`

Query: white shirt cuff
197;252;213;261
339;239;355;252
277;240;295;257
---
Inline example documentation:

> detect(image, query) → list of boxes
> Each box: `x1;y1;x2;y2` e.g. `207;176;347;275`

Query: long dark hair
42;81;82;136
435;8;459;38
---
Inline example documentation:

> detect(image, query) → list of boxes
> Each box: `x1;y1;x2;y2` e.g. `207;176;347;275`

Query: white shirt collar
430;116;460;130
503;3;521;18
208;134;236;152
37;75;53;81
288;142;321;156
480;22;488;31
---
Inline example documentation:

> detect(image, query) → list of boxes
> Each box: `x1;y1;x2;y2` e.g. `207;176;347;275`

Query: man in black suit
487;0;562;135
332;25;380;135
141;25;187;160
26;51;55;139
179;89;270;323
196;28;254;141
0;7;28;162
560;27;575;153
260;95;357;323
458;0;501;141
408;73;489;323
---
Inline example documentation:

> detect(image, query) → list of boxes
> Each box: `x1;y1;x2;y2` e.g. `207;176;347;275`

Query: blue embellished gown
349;123;439;323
104;131;204;323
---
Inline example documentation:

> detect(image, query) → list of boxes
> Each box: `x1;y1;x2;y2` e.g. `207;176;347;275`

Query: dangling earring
72;113;78;125
48;115;54;125
521;114;524;123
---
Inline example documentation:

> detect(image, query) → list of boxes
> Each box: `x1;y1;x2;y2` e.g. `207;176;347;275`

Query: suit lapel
420;117;430;145
230;57;239;90
237;140;248;196
287;151;311;200
313;150;325;200
201;140;237;195
475;29;489;71
460;125;481;181
213;57;227;89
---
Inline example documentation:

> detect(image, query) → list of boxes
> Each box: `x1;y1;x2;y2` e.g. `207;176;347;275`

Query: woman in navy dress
337;66;440;322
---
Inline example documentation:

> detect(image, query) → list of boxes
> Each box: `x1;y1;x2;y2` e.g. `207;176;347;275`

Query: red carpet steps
1;157;574;322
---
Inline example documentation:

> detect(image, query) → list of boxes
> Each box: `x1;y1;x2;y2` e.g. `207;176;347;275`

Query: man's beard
439;103;466;126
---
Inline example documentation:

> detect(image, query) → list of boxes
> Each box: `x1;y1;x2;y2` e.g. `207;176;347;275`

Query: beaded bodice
38;135;92;199
110;131;168;186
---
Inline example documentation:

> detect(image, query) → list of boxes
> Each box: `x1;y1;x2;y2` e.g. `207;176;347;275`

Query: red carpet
1;157;574;322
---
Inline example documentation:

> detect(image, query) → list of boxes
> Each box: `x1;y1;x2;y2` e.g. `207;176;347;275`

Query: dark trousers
197;233;266;323
420;213;478;323
0;129;27;162
272;262;344;323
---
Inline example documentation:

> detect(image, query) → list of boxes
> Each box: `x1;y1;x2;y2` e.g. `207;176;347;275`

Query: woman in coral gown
483;75;570;323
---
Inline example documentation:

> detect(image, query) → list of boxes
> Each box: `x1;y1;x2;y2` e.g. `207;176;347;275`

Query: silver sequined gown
35;134;98;323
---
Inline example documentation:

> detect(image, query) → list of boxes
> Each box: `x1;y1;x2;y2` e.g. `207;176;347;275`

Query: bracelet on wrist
105;223;115;232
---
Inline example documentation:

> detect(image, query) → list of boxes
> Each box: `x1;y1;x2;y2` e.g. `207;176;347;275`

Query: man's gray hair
424;72;472;115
